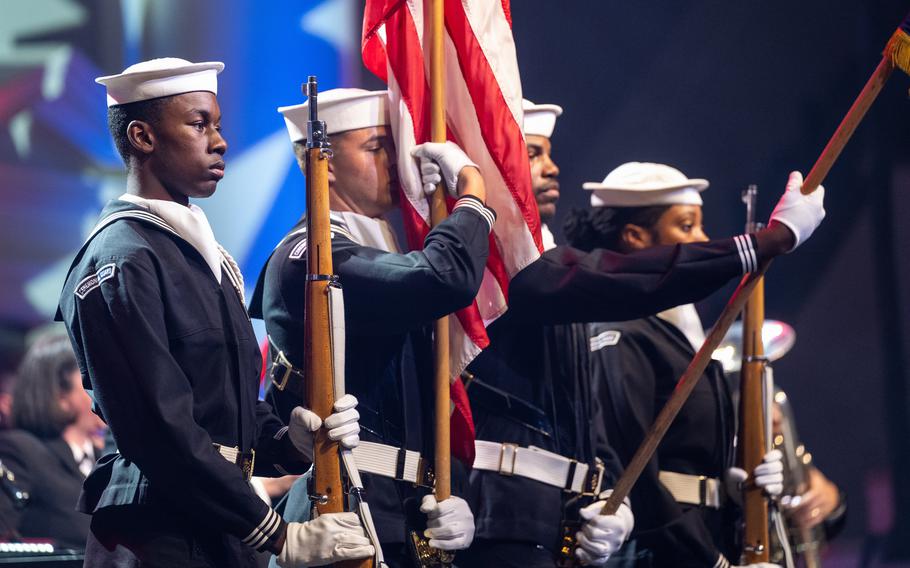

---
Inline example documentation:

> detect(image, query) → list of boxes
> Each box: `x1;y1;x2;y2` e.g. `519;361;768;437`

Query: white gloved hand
574;491;635;566
411;141;478;197
768;171;825;251
276;513;375;568
323;394;361;449
288;394;361;460
753;449;784;497
420;494;475;550
725;449;785;505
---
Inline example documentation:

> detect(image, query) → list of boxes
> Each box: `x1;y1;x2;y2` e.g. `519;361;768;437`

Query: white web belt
472;440;604;495
351;442;434;487
658;470;722;509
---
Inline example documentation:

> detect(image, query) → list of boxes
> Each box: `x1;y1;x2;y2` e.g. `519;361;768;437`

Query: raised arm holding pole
599;6;910;528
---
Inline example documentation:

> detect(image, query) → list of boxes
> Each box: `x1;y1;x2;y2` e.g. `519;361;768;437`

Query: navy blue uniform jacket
467;236;759;552
249;203;492;544
57;200;307;555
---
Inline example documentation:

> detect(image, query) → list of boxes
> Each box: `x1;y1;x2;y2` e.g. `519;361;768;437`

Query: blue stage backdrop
0;0;359;327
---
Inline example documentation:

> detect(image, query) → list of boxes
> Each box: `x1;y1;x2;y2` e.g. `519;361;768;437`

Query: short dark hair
11;331;80;439
107;97;170;165
563;205;670;252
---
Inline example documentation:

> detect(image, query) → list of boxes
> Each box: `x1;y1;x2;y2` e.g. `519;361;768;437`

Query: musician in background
565;162;818;568
770;399;847;546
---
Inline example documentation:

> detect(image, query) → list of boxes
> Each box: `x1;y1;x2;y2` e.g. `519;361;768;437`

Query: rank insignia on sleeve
289;240;307;260
74;263;117;299
589;330;621;351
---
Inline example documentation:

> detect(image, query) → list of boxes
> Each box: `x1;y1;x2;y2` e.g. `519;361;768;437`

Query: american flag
362;0;541;463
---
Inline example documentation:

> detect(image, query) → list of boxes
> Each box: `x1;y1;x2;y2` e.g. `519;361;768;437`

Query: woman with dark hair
567;162;790;568
0;329;105;548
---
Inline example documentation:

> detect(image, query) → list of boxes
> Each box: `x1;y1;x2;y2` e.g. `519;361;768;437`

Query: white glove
574;491;635;566
276;513;374;568
323;394;361;448
287;394;361;460
753;449;784;497
768;171;825;251
420;494;475;550
411;141;478;197
725;449;785;504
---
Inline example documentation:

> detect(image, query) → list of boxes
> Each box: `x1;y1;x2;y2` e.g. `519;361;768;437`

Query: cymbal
712;319;796;373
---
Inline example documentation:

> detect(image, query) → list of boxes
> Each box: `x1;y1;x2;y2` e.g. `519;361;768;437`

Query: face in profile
144;91;228;201
327;126;399;218
60;370;105;438
621;204;709;252
651;204;709;246
526;134;560;221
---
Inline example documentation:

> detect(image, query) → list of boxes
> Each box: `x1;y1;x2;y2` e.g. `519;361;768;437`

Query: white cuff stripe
274;426;289;440
454;199;495;232
745;234;758;271
242;508;279;548
744;235;757;271
733;235;749;273
734;235;757;273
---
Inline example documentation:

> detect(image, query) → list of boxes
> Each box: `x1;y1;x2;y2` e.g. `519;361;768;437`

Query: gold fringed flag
885;11;910;74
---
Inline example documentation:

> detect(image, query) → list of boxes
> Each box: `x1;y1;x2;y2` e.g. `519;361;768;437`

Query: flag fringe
885;27;910;75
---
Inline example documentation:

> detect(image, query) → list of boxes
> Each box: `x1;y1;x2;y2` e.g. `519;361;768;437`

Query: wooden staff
600;14;910;519
429;0;452;503
739;182;770;562
303;76;372;568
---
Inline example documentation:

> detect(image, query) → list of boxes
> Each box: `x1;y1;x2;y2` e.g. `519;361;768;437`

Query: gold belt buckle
241;449;256;481
271;350;294;391
415;457;436;489
498;443;519;475
583;463;605;496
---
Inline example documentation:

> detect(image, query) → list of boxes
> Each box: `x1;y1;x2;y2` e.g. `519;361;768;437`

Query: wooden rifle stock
303;77;372;568
739;185;770;562
739;273;769;562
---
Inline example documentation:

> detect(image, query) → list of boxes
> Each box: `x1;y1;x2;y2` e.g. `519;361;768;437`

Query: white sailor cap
95;58;224;107
522;98;563;138
583;162;709;207
278;88;389;143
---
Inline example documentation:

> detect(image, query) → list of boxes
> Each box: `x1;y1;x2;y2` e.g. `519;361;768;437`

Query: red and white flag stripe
363;0;540;462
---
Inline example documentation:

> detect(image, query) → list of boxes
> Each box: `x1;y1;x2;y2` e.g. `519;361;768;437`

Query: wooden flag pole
429;0;451;504
600;28;905;520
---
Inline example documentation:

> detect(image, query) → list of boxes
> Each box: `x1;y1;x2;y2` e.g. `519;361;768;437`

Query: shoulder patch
589;330;621;352
289;239;307;260
74;263;117;299
288;227;357;260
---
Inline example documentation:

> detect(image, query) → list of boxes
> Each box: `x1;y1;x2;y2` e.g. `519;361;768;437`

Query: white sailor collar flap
70;204;245;304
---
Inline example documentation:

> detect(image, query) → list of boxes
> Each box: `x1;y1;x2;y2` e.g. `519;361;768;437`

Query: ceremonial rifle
594;4;910;535
302;76;373;568
738;185;771;562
